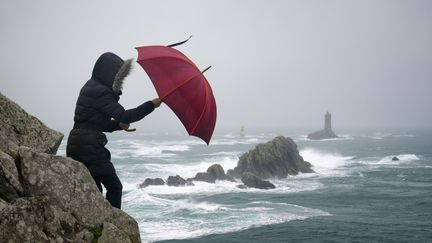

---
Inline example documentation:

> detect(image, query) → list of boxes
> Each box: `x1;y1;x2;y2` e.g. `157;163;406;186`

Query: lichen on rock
0;94;141;243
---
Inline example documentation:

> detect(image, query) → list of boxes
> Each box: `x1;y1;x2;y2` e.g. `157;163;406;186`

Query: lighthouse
324;112;332;131
307;111;338;140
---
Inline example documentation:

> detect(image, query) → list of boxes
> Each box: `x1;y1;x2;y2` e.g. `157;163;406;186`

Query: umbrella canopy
135;45;216;144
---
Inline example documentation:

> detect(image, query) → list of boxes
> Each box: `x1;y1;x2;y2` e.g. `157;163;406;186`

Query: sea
58;129;432;243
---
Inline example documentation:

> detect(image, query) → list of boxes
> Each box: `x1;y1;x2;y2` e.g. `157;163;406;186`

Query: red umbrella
135;39;216;144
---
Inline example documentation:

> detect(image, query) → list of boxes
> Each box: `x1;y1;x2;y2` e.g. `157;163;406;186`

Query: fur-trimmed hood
91;52;133;94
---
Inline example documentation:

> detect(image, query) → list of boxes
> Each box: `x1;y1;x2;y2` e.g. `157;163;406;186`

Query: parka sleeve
96;91;155;124
103;120;122;132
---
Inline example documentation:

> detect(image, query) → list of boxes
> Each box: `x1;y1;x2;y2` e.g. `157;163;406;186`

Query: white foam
300;148;354;175
137;156;239;179
108;140;190;159
123;193;330;243
365;154;420;166
210;137;265;145
298;134;354;141
203;151;242;157
56;139;67;156
355;132;415;140
138;180;242;196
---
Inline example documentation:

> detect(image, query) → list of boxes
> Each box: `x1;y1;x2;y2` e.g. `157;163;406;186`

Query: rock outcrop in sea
139;137;313;190
241;172;275;189
167;175;188;186
229;136;314;179
0;93;141;243
192;164;235;183
139;178;165;188
307;112;338;140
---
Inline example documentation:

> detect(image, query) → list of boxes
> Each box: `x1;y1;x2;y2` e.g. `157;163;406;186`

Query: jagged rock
392;156;399;161
236;184;248;189
226;169;237;178
0;197;85;242
185;178;195;186
241;173;275;189
0;94;141;243
193;164;236;183
98;222;132;243
0;151;23;202
0;166;19;202
107;208;141;243
307;112;338;140
139;178;165;188
167;175;187;186
0;93;63;155
207;164;225;178
18;147;111;225
0;198;8;211
10;147;141;242
232;136;314;179
193;172;216;183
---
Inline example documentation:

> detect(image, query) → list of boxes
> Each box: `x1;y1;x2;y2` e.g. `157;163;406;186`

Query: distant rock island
307;112;338;140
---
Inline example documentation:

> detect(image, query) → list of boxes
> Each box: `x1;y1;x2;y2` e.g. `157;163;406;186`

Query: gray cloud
1;0;431;135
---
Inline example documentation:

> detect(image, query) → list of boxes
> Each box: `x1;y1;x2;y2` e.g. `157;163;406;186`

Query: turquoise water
59;130;432;242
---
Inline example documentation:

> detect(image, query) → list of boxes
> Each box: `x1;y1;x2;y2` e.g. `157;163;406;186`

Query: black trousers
87;162;123;209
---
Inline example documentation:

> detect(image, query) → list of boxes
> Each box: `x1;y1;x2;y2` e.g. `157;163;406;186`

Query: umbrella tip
167;35;193;48
201;66;212;74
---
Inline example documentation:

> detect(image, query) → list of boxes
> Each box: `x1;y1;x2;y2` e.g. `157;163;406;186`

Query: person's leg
98;162;123;209
87;165;104;193
91;174;103;193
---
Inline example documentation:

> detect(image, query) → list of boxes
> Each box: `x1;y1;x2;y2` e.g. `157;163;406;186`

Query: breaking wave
300;148;354;176
123;191;330;243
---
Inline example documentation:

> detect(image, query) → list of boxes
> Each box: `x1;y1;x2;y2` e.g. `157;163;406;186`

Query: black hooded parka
67;52;154;165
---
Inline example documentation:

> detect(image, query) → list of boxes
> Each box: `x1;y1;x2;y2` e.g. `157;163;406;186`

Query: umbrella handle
167;35;193;48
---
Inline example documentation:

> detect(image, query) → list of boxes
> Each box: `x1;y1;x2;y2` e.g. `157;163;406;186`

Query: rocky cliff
0;93;141;243
229;136;314;179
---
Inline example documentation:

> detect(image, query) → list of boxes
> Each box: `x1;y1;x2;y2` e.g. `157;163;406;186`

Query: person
66;52;161;209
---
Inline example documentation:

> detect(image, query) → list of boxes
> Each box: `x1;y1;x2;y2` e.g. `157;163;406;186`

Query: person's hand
119;122;136;132
152;98;162;108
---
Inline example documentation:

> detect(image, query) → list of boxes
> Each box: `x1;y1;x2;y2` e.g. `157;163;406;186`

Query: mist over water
56;130;432;242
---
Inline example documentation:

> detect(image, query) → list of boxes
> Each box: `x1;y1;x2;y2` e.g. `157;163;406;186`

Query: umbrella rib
160;72;203;100
191;80;209;136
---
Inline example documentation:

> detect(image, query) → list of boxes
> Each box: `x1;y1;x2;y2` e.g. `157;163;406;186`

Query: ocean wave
202;151;242;157
137;180;242;196
209;138;262;146
378;154;419;163
135;156;239;179
122;192;330;243
130;176;325;199
358;154;420;167
300;148;354;176
355;132;416;140
56;139;67;156
108;140;190;159
298;134;355;141
222;133;273;139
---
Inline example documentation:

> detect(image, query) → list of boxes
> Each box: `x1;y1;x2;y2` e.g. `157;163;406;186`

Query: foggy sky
1;0;432;135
